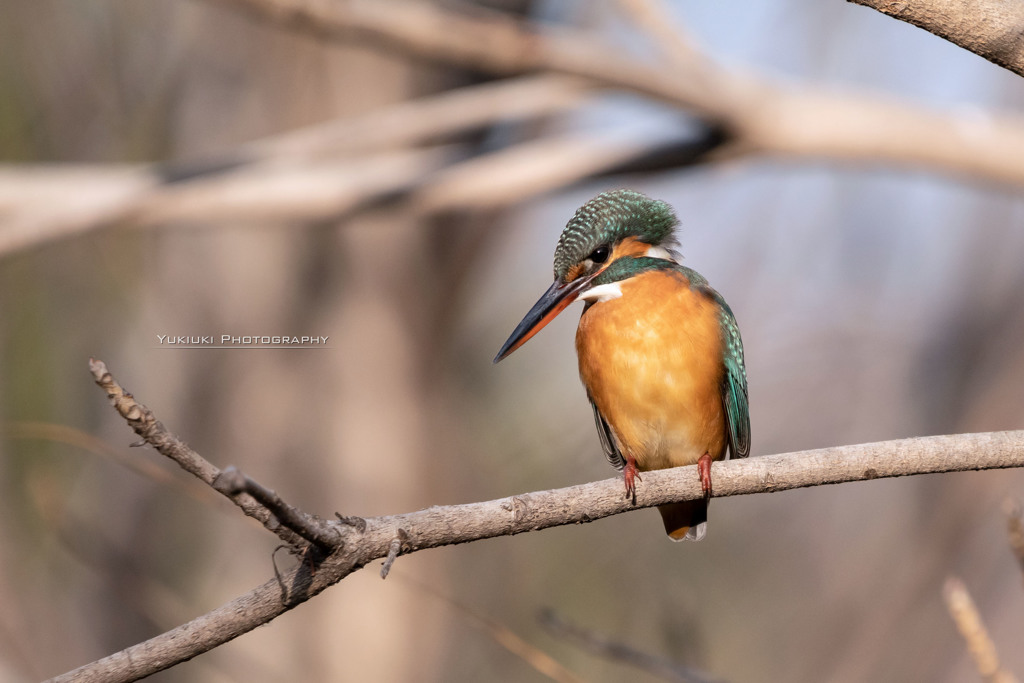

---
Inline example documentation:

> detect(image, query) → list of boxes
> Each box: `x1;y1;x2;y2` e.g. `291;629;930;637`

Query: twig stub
335;513;367;532
380;529;409;580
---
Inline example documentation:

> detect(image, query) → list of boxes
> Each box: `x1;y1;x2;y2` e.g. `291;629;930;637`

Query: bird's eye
589;245;610;264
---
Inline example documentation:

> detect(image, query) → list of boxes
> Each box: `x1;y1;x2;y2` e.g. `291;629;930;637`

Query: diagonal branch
849;0;1024;78
942;577;1020;683
49;360;1024;682
0;74;588;256
539;608;720;683
88;358;312;548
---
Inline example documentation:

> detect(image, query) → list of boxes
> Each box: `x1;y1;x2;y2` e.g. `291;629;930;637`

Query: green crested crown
553;189;679;282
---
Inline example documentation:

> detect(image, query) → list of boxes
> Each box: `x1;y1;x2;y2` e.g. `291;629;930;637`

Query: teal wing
589;396;626;471
688;275;750;460
717;298;751;459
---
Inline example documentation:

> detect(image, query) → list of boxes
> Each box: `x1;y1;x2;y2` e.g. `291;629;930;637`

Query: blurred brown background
1;1;1023;681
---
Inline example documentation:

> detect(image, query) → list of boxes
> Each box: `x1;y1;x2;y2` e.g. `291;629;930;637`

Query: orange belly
575;270;726;472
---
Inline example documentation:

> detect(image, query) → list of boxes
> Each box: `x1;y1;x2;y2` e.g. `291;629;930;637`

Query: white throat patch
578;282;623;303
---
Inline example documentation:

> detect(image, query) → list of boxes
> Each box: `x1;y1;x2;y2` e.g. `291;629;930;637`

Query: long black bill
493;276;595;363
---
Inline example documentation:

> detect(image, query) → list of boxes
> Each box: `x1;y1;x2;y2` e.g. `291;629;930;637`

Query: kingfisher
494;189;750;541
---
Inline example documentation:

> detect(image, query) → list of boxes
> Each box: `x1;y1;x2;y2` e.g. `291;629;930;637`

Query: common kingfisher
495;189;750;541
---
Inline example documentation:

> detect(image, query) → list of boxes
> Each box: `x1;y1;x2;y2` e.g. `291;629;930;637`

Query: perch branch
849;0;1024;77
48;361;1024;682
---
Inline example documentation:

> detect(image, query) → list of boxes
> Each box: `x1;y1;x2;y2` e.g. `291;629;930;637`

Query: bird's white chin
578;282;623;303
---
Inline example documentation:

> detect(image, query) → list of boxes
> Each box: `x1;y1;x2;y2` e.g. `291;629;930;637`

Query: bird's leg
623;456;642;505
697;452;713;498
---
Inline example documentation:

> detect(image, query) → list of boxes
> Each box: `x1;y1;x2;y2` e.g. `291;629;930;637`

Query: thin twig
379;529;408;579
942;577;1020;683
395;575;589;683
539;609;720;683
3;420;222;506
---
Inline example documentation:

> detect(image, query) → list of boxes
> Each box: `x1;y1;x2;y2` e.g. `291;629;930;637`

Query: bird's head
494;189;679;362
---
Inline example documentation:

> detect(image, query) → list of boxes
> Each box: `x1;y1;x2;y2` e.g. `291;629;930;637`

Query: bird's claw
623;457;642;505
698;452;713;498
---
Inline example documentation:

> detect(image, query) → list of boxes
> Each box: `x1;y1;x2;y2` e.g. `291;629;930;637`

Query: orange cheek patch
610;236;651;260
566;263;585;282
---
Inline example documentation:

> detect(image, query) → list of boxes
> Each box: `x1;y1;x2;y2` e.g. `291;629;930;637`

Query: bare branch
849;0;1024;77
397;577;589;683
243;73;591;161
53;360;1024;682
942;577;1020;683
410;130;693;213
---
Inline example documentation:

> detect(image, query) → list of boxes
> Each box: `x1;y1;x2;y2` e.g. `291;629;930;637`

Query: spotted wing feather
716;297;750;459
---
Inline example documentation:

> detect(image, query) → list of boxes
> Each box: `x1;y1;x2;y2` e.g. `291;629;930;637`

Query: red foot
623;456;642;504
698;452;713;498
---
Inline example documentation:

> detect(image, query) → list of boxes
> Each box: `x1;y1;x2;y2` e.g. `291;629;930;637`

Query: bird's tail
658;500;708;542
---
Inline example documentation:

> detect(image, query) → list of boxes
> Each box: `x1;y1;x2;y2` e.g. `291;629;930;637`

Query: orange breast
576;269;727;471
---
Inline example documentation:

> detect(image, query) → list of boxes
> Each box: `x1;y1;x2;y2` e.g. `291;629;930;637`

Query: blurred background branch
539;608;721;683
5;0;1024;256
943;577;1020;683
1005;498;1024;580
